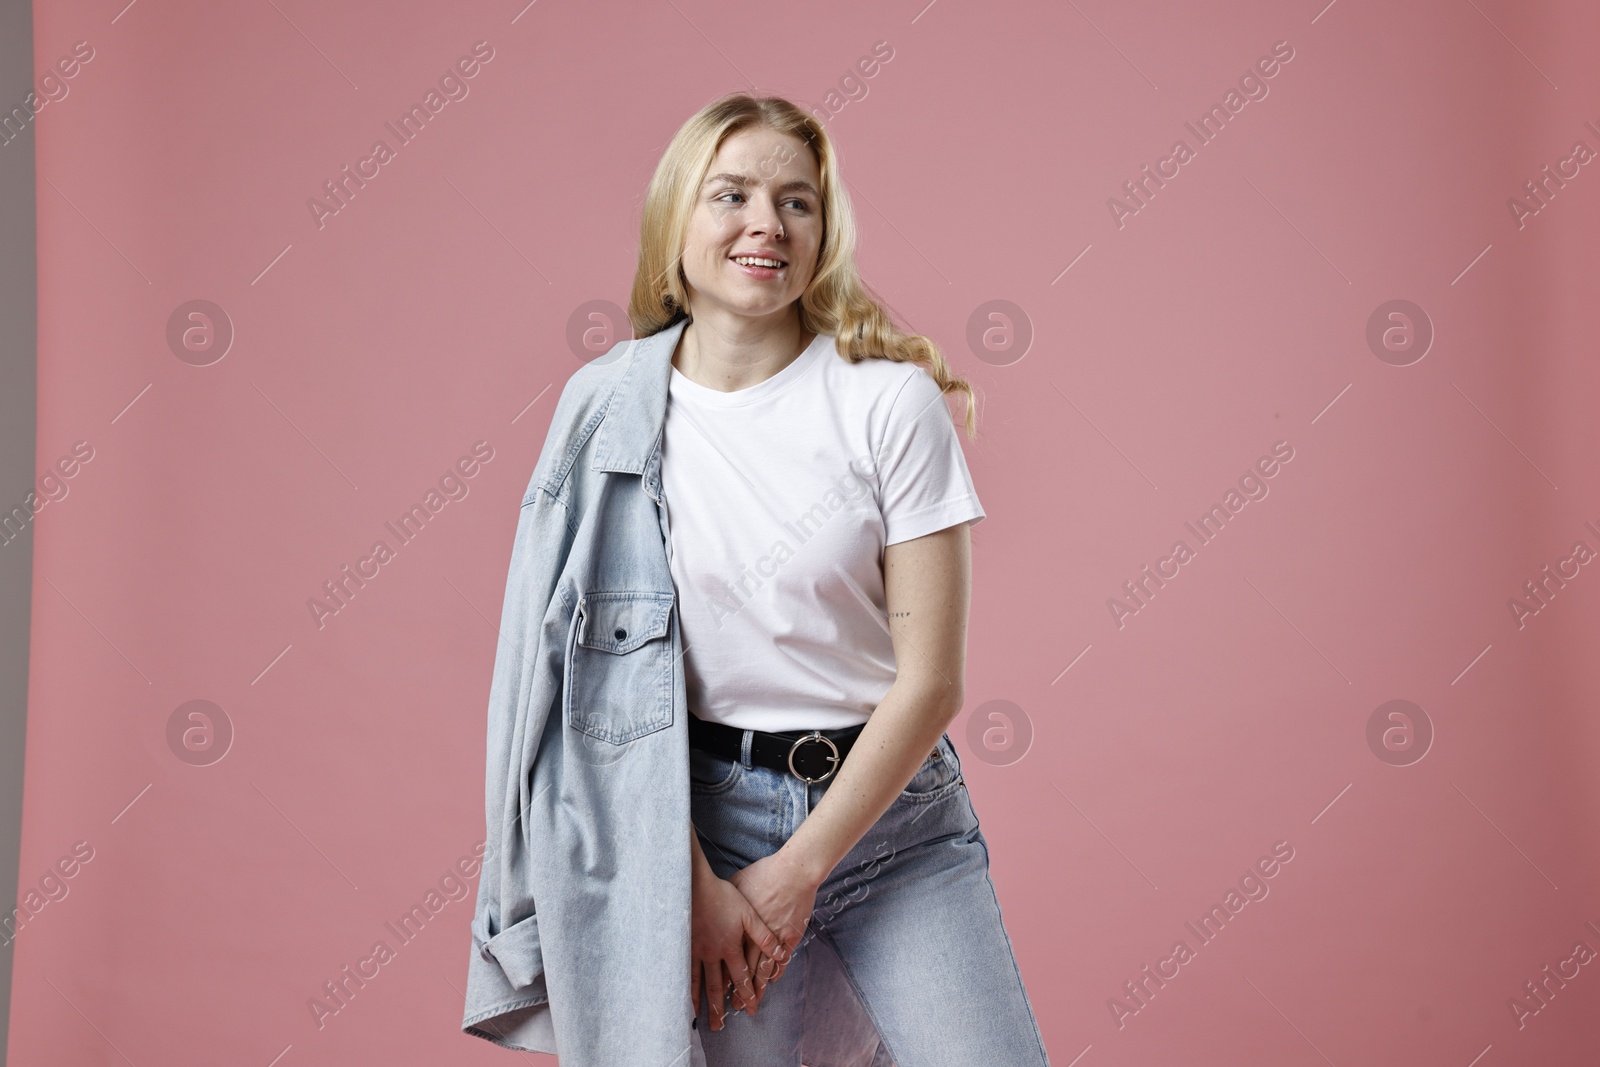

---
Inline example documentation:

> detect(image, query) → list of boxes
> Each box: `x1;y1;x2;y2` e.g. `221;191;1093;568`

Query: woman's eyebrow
703;172;820;199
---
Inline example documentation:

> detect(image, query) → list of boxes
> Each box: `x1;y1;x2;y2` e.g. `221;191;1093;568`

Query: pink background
13;0;1600;1063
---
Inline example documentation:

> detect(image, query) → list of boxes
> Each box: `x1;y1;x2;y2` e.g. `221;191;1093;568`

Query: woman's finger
736;900;782;1008
724;950;756;1014
740;903;782;963
708;960;727;1030
744;939;771;1011
770;930;800;982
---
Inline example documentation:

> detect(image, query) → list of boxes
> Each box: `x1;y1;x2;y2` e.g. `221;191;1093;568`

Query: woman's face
679;126;824;326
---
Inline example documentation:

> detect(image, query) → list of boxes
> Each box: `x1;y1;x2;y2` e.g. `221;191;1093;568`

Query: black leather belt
688;712;866;784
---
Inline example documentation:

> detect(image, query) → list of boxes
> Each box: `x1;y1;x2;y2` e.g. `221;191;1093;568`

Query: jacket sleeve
469;376;584;991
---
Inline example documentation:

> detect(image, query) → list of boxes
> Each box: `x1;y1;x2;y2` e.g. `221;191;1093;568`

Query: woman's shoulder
829;344;949;423
820;333;934;396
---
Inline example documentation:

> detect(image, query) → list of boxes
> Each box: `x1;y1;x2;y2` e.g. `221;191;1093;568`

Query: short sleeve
874;366;986;547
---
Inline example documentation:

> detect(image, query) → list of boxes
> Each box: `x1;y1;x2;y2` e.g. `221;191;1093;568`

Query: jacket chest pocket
566;591;675;744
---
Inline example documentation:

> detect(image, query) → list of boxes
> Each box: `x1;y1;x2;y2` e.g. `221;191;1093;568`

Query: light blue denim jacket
462;316;887;1066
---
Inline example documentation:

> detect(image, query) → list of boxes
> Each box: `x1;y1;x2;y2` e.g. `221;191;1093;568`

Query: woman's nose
748;208;783;235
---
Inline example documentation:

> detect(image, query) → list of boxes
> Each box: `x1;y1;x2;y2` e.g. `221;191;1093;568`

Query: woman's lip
730;258;786;278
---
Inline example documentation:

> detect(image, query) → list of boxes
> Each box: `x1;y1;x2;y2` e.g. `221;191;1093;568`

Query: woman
633;92;1053;1065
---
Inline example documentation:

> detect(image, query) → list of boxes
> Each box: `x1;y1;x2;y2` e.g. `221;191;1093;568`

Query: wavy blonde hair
627;92;979;439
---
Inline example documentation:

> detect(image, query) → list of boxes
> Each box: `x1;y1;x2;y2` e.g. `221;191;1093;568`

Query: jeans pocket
899;734;962;802
688;746;741;794
565;590;675;744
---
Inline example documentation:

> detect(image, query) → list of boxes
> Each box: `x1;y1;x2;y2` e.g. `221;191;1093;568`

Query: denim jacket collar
589;316;687;476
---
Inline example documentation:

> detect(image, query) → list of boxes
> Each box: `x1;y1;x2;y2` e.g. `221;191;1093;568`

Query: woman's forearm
775;677;962;889
778;521;973;890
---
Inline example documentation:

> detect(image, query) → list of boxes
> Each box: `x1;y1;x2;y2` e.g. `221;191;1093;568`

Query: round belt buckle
786;731;841;783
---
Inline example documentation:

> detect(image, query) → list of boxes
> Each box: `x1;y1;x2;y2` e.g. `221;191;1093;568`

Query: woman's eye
713;192;810;212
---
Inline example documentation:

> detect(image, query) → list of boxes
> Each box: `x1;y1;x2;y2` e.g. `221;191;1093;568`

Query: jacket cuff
476;911;545;990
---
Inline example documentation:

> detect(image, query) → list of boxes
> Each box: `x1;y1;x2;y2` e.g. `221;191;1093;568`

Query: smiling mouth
730;255;787;269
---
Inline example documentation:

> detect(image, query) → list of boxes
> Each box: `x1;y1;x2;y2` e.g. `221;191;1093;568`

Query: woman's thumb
742;908;780;955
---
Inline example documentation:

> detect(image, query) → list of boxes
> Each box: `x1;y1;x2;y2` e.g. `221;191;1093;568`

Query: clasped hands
690;846;822;1032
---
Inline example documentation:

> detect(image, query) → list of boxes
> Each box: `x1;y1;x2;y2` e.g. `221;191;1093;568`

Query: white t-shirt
659;329;985;733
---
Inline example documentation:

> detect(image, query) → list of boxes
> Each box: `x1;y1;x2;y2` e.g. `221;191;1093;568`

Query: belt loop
739;729;753;768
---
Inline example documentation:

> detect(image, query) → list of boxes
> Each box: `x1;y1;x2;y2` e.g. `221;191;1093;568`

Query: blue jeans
688;729;1052;1067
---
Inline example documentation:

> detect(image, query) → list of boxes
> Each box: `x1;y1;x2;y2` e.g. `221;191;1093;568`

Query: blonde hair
627;92;979;439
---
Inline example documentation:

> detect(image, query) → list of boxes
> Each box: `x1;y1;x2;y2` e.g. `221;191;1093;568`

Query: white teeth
733;256;783;268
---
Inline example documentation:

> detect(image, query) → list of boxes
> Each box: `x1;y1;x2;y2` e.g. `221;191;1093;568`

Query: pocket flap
577;591;672;653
